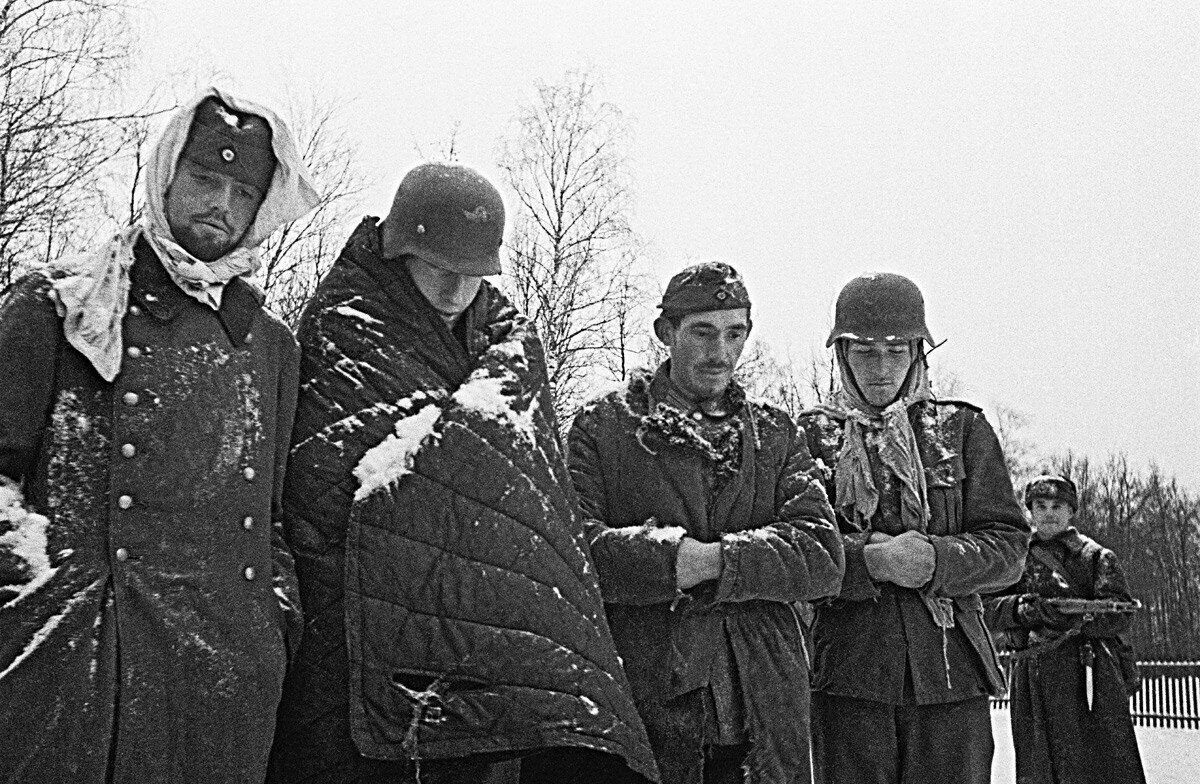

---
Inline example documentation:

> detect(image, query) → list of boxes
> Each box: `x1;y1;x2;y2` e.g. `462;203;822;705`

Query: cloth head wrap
48;87;320;381
821;340;933;534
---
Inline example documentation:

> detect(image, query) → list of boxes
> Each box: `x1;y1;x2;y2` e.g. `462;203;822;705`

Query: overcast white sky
130;2;1200;488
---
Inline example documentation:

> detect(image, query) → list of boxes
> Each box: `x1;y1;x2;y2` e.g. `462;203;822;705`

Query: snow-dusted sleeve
271;330;304;659
0;275;61;600
713;412;844;604
795;413;881;602
1081;547;1135;639
983;585;1027;634
567;406;682;606
927;411;1031;597
0;274;60;486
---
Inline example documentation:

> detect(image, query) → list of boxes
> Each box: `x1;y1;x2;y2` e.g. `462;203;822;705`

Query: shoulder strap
1028;544;1088;595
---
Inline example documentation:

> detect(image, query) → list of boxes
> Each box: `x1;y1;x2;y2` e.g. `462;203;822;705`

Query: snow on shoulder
451;339;538;443
0;477;57;607
332;296;384;328
351;337;540;501
352;396;443;502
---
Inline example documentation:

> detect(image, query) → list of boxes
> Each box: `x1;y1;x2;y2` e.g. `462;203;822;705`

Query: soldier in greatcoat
987;474;1146;784
0;89;319;783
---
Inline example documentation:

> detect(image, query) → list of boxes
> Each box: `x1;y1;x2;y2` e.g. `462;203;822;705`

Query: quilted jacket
268;218;658;783
0;240;302;783
568;366;845;784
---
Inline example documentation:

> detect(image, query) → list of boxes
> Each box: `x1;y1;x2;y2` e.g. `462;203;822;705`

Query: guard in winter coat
267;162;658;784
986;474;1146;784
799;272;1029;784
568;262;846;784
0;89;320;783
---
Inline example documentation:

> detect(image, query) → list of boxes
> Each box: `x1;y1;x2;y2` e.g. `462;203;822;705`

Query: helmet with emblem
826;272;935;347
380;162;505;276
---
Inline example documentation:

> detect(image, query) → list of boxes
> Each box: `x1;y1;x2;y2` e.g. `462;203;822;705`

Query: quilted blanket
272;218;657;781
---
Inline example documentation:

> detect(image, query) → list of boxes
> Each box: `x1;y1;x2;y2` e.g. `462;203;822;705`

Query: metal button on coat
115;547;129;561
123;392;139;406
242;467;256;481
243;566;256;580
129;305;142;316
121;444;136;458
126;346;142;358
117;495;133;509
244;333;254;344
242;516;254;530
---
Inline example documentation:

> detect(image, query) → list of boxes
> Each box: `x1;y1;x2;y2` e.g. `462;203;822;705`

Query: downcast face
844;339;912;407
165;159;265;262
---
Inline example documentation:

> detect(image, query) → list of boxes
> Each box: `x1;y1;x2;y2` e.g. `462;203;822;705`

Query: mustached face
844;339;913;407
405;256;483;324
164;159;265;262
660;309;751;402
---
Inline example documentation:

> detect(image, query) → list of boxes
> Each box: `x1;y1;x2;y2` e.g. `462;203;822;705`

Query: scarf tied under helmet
817;340;957;683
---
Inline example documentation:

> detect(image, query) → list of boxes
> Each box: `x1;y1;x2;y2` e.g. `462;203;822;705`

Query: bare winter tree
412;120;463;163
255;92;367;327
992;404;1037;486
0;0;161;286
497;70;652;425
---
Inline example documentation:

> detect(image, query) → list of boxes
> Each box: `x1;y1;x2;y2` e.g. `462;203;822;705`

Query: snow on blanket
352;339;538;501
0;477;57;607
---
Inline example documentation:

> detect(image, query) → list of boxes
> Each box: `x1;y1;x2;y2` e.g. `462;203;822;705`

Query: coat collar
1035;526;1086;555
131;236;261;347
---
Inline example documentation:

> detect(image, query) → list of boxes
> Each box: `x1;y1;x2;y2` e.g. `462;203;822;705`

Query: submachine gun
1044;598;1142;709
1044;598;1143;615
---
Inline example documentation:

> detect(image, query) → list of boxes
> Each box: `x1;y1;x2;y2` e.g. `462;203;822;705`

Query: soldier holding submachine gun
987;474;1146;784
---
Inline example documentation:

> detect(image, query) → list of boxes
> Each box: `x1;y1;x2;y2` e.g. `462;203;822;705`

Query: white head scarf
820;340;934;533
49;88;321;381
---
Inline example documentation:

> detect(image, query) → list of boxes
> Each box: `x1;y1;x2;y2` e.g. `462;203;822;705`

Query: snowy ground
991;709;1200;784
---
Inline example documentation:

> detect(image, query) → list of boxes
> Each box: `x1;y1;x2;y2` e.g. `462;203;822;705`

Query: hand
676;537;723;590
864;530;936;588
1017;594;1075;631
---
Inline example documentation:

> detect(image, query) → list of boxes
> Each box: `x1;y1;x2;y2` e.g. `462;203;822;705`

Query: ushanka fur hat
1024;474;1078;512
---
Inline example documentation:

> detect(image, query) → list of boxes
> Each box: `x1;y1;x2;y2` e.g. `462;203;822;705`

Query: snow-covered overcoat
0;240;302;783
986;529;1146;784
567;366;845;784
268;218;658;783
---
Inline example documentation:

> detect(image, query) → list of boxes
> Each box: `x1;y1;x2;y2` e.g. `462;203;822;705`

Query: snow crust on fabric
272;218;658;783
0;478;57;607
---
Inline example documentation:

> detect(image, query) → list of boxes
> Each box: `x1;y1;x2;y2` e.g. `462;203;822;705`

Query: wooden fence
991;658;1200;730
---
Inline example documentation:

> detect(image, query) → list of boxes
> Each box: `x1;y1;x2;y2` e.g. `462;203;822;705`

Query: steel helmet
380;162;505;276
826;272;935;347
